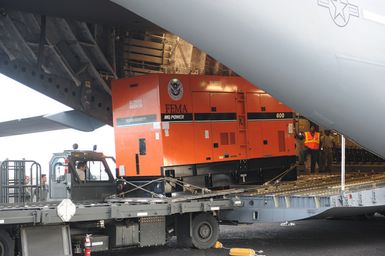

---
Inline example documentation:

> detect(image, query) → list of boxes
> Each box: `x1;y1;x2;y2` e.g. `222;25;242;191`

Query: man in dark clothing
35;174;49;201
320;130;335;172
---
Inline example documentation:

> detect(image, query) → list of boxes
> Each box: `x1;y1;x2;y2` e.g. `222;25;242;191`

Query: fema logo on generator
168;78;183;101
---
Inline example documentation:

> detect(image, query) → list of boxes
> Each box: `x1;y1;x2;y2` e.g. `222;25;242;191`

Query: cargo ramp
221;173;385;223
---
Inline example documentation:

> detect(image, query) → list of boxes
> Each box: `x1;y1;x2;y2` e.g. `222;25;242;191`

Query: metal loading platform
0;194;243;226
221;173;385;224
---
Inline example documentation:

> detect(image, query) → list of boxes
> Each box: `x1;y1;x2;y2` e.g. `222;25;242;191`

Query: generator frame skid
112;74;296;188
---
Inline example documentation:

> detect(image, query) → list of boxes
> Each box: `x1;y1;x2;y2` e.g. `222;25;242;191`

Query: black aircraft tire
0;230;14;256
191;213;219;249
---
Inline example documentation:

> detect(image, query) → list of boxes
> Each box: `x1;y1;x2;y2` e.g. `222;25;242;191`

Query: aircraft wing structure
0;110;105;137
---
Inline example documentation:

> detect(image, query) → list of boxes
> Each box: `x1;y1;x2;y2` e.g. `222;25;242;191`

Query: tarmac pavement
105;215;385;256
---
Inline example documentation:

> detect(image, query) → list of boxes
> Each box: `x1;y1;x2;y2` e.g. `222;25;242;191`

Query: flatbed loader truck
1;149;385;255
0;149;243;256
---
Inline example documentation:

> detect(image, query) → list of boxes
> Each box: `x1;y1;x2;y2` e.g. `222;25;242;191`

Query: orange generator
112;74;296;190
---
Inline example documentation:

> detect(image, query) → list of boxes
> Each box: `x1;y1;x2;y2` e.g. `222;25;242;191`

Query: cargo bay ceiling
0;0;234;128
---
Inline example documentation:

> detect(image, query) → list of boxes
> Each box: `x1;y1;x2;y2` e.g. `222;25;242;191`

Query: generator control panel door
259;94;293;156
209;92;240;161
192;92;213;163
245;93;264;158
132;132;162;176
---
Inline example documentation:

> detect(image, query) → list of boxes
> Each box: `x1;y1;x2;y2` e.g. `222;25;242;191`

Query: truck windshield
75;160;111;182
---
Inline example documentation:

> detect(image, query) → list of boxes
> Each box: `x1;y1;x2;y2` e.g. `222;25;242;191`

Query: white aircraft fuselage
113;0;385;157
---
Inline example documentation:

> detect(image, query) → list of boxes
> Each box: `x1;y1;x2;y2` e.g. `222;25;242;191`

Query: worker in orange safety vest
298;125;320;174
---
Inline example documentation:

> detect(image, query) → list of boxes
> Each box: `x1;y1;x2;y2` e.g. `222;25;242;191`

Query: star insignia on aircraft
318;0;359;27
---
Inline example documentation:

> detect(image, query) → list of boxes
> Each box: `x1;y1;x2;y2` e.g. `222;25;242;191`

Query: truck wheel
0;230;14;256
191;213;219;249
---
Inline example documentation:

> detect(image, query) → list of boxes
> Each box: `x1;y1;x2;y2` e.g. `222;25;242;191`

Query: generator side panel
112;75;164;177
244;92;264;159
191;91;213;163
159;75;248;169
202;91;241;162
246;92;295;159
190;76;257;165
159;75;196;166
158;74;296;170
189;76;251;165
111;74;296;181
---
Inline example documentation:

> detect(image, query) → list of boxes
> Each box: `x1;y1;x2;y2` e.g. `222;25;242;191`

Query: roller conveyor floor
244;172;385;197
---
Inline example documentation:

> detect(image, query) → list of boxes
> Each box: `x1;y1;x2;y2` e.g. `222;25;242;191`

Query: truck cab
49;150;117;202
